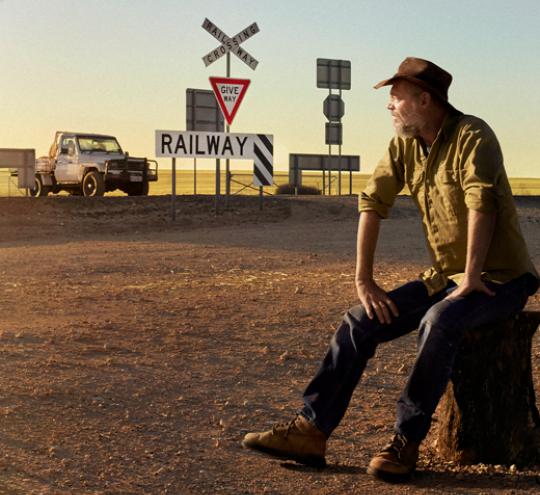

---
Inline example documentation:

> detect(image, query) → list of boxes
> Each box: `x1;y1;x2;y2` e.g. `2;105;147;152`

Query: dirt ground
0;194;539;495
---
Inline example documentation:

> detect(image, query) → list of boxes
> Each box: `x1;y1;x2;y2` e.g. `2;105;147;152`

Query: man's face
387;80;425;138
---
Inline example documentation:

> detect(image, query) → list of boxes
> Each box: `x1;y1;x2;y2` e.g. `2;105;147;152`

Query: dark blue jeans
301;273;537;442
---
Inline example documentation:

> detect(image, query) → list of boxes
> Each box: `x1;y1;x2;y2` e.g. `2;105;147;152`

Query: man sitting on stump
242;57;539;481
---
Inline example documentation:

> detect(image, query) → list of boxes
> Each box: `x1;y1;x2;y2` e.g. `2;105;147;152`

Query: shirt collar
438;106;463;140
412;106;463;151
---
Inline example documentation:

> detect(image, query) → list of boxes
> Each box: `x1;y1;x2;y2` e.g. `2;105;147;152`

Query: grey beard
395;123;421;139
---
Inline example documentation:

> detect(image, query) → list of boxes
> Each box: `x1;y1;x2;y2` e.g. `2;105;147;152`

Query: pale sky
1;0;539;177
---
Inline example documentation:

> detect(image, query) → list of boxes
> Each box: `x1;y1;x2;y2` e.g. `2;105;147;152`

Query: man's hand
354;212;398;324
356;278;399;325
445;274;496;299
447;209;497;300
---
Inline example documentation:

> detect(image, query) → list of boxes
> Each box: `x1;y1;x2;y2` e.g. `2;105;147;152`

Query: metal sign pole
338;87;342;196
294;157;299;195
322;157;326;195
171;158;176;221
215;158;221;214
338;144;342;195
194;158;197;194
328;144;332;195
190;93;196;197
225;52;231;208
328;87;332;196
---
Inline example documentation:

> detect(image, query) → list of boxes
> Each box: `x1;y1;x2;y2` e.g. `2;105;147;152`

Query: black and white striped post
253;134;273;210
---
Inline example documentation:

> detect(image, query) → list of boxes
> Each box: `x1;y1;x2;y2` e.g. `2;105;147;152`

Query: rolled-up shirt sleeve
459;121;504;213
359;139;405;218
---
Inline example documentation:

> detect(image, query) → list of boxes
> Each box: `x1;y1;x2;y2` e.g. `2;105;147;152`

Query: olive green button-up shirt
359;109;539;295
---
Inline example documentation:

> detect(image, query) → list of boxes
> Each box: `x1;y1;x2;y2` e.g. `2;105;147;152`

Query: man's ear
419;91;431;107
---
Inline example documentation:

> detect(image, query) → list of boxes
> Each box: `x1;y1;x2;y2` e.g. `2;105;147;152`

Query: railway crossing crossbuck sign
202;18;259;70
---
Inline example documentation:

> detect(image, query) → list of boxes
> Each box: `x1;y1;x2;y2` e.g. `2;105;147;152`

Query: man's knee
343;304;381;334
418;299;463;347
333;304;380;356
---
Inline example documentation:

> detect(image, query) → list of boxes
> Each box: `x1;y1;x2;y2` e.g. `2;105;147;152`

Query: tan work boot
242;415;327;467
367;433;420;481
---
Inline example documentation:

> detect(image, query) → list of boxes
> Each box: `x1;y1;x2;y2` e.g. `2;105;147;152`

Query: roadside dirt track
0;194;539;494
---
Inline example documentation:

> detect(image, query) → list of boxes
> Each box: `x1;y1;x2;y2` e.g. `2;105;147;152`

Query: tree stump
436;311;540;466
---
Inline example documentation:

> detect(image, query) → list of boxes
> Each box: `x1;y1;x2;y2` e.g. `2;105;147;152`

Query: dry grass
2;169;539;199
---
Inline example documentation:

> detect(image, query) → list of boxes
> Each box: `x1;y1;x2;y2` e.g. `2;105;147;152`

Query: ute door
55;136;79;183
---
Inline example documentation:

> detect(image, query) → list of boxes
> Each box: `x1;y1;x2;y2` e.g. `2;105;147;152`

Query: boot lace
382;433;408;459
271;415;301;438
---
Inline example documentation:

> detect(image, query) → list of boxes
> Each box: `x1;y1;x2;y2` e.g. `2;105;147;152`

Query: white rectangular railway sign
156;130;273;186
202;18;259;70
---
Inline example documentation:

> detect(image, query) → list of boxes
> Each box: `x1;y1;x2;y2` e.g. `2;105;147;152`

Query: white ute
31;131;158;197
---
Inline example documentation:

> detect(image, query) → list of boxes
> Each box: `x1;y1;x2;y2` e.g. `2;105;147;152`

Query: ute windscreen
78;137;122;154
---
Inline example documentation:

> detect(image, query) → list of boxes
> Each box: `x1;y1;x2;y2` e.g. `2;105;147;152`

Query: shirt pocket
434;170;463;216
407;166;425;195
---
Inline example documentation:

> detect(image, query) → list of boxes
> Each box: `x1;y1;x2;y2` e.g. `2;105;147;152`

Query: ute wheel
126;180;149;196
30;175;51;197
82;171;105;197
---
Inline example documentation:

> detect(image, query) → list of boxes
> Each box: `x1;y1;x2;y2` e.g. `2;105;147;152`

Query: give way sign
209;77;250;126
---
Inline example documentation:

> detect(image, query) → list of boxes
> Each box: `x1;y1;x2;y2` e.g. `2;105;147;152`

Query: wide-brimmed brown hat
374;57;453;103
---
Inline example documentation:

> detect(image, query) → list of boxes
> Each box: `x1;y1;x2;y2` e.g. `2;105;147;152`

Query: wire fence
0;170;370;197
1;169;539;197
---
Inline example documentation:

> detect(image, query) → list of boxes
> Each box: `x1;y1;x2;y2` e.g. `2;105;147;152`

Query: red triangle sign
209;77;251;126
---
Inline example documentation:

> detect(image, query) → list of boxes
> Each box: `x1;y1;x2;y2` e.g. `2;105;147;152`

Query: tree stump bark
436;311;540;466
